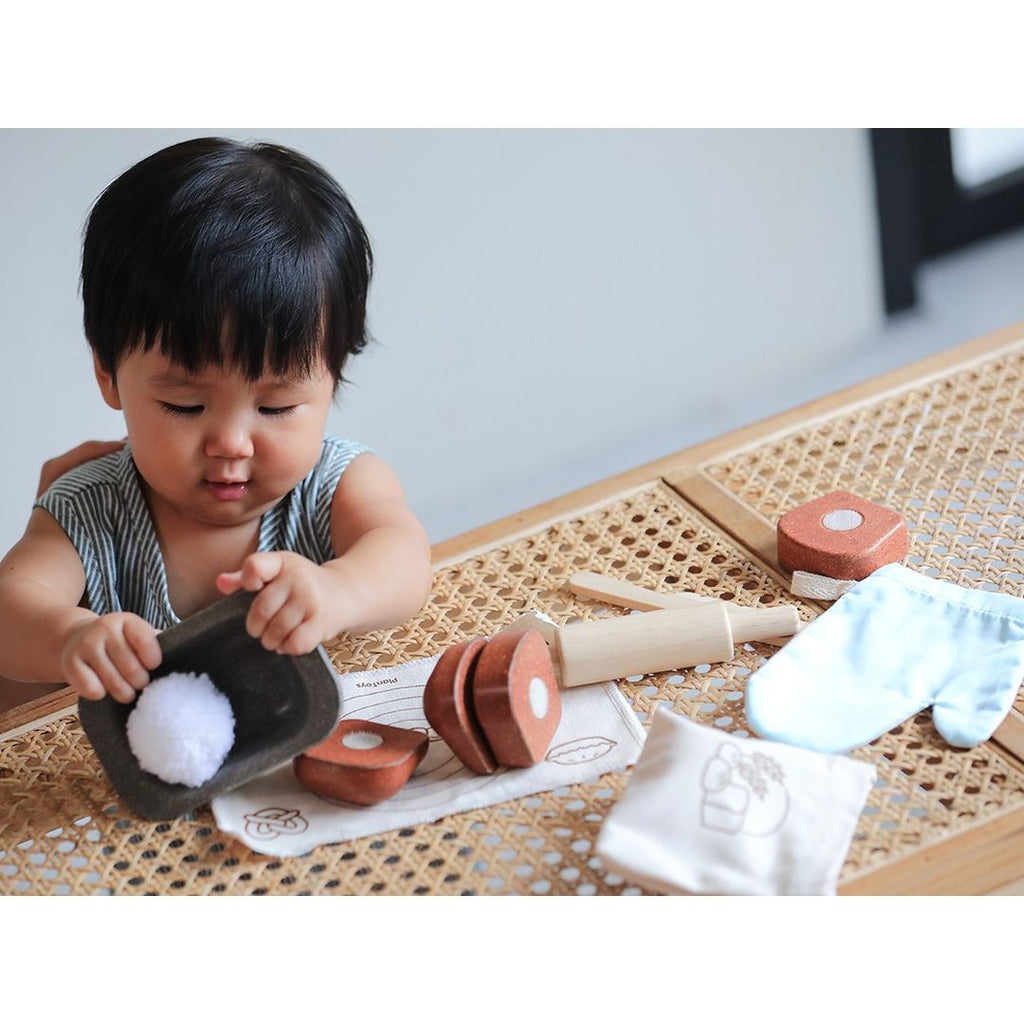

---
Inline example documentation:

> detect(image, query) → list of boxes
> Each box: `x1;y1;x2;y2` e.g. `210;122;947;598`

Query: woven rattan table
3;324;1023;895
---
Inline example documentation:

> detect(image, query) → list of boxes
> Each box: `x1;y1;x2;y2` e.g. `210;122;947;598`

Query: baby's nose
205;421;255;460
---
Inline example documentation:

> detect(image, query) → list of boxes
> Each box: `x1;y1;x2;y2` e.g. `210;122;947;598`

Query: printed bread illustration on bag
545;736;617;765
700;742;790;837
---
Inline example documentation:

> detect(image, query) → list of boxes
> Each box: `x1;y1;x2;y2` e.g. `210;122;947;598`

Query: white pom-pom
126;671;236;787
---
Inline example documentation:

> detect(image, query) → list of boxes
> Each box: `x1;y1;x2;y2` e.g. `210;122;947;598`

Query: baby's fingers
106;639;151;697
123;616;162;672
102;618;162;700
64;660;106;702
217;554;285;597
216;570;245;595
245;553;285;591
260;601;311;653
246;583;292;647
81;643;137;704
276;619;322;657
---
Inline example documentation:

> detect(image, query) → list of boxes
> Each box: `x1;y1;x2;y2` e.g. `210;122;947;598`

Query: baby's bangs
146;259;331;382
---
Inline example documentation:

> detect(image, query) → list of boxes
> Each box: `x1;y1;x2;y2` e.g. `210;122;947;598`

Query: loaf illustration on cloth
777;490;909;588
293;719;429;805
424;629;562;774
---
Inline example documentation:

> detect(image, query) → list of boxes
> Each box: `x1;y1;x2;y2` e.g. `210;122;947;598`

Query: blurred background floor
773;222;1024;417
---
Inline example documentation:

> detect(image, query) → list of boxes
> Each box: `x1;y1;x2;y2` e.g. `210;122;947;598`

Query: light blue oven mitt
746;564;1024;753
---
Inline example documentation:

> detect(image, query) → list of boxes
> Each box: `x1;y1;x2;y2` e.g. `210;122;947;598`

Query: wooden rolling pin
568;571;802;647
554;601;800;689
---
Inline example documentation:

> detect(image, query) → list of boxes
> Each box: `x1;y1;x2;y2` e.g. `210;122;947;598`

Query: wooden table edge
0;686;77;739
839;804;1024;896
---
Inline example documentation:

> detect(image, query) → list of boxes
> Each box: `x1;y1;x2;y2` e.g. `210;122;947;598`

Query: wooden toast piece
472;630;562;768
293;718;428;805
423;637;498;774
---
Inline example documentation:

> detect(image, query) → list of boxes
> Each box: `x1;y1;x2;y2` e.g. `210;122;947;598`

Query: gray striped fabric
34;435;369;629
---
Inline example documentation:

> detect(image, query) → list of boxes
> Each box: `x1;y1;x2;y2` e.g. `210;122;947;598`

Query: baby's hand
61;613;163;703
216;552;336;655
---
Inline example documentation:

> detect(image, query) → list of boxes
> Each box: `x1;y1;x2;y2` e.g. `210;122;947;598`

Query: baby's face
96;347;335;530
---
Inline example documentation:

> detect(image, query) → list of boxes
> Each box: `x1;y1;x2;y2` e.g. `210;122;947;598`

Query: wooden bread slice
293;718;428;805
422;637;498;774
472;629;561;767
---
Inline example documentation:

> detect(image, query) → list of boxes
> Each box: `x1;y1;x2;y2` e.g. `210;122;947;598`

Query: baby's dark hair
81;137;372;386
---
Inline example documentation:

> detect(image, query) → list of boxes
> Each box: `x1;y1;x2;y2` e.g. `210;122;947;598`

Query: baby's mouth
206;479;250;501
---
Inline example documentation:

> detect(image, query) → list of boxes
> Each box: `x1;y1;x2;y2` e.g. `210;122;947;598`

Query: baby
0;137;433;704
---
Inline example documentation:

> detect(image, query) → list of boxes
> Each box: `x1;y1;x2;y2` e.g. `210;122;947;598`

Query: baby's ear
92;352;122;410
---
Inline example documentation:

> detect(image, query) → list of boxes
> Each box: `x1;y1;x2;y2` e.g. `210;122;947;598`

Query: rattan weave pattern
701;339;1024;720
2;482;1021;894
704;341;1024;591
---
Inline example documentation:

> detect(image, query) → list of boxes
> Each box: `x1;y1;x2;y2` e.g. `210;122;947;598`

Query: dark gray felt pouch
78;591;340;821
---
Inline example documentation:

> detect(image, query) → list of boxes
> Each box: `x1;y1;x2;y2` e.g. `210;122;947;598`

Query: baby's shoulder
319;434;371;467
286;435;370;521
305;435;372;488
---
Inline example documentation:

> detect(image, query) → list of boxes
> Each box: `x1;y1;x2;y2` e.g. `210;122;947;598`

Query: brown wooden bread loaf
777;490;909;580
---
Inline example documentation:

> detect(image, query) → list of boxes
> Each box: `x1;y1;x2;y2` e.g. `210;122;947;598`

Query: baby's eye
259;405;297;417
160;402;203;416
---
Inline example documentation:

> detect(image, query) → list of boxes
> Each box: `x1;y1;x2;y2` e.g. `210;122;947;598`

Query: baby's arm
0;510;161;701
217;453;432;654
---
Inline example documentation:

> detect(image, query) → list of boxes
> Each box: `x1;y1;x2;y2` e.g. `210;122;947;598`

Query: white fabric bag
596;705;876;895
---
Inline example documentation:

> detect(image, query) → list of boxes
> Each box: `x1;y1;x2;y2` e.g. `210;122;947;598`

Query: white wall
0;129;883;557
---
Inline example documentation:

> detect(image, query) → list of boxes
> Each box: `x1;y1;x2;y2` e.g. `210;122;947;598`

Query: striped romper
33;435;369;630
